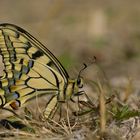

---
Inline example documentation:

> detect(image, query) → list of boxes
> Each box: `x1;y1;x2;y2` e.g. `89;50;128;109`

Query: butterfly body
0;23;83;119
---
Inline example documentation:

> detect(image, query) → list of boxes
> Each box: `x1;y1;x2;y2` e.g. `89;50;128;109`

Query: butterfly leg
71;90;94;116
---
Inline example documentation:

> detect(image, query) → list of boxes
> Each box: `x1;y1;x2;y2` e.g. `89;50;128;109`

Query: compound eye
77;78;83;88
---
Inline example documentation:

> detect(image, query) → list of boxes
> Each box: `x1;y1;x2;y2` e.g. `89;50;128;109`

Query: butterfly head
76;76;83;88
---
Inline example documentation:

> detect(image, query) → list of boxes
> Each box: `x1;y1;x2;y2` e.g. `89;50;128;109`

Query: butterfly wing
0;23;68;113
0;23;69;81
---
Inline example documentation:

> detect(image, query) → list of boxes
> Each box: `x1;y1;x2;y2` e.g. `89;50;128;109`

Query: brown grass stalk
98;80;106;134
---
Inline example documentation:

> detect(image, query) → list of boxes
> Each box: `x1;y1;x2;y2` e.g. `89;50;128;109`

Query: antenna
78;56;97;78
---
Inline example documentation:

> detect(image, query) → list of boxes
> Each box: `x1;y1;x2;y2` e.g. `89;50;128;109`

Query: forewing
0;23;69;117
0;23;69;83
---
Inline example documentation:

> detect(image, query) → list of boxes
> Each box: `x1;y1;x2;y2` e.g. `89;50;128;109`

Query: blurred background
1;0;140;86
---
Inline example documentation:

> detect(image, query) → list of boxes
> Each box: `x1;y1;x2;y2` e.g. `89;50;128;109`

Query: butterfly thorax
58;77;83;102
58;79;77;102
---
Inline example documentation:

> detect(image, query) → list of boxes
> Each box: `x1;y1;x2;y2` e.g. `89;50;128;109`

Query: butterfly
0;23;85;119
